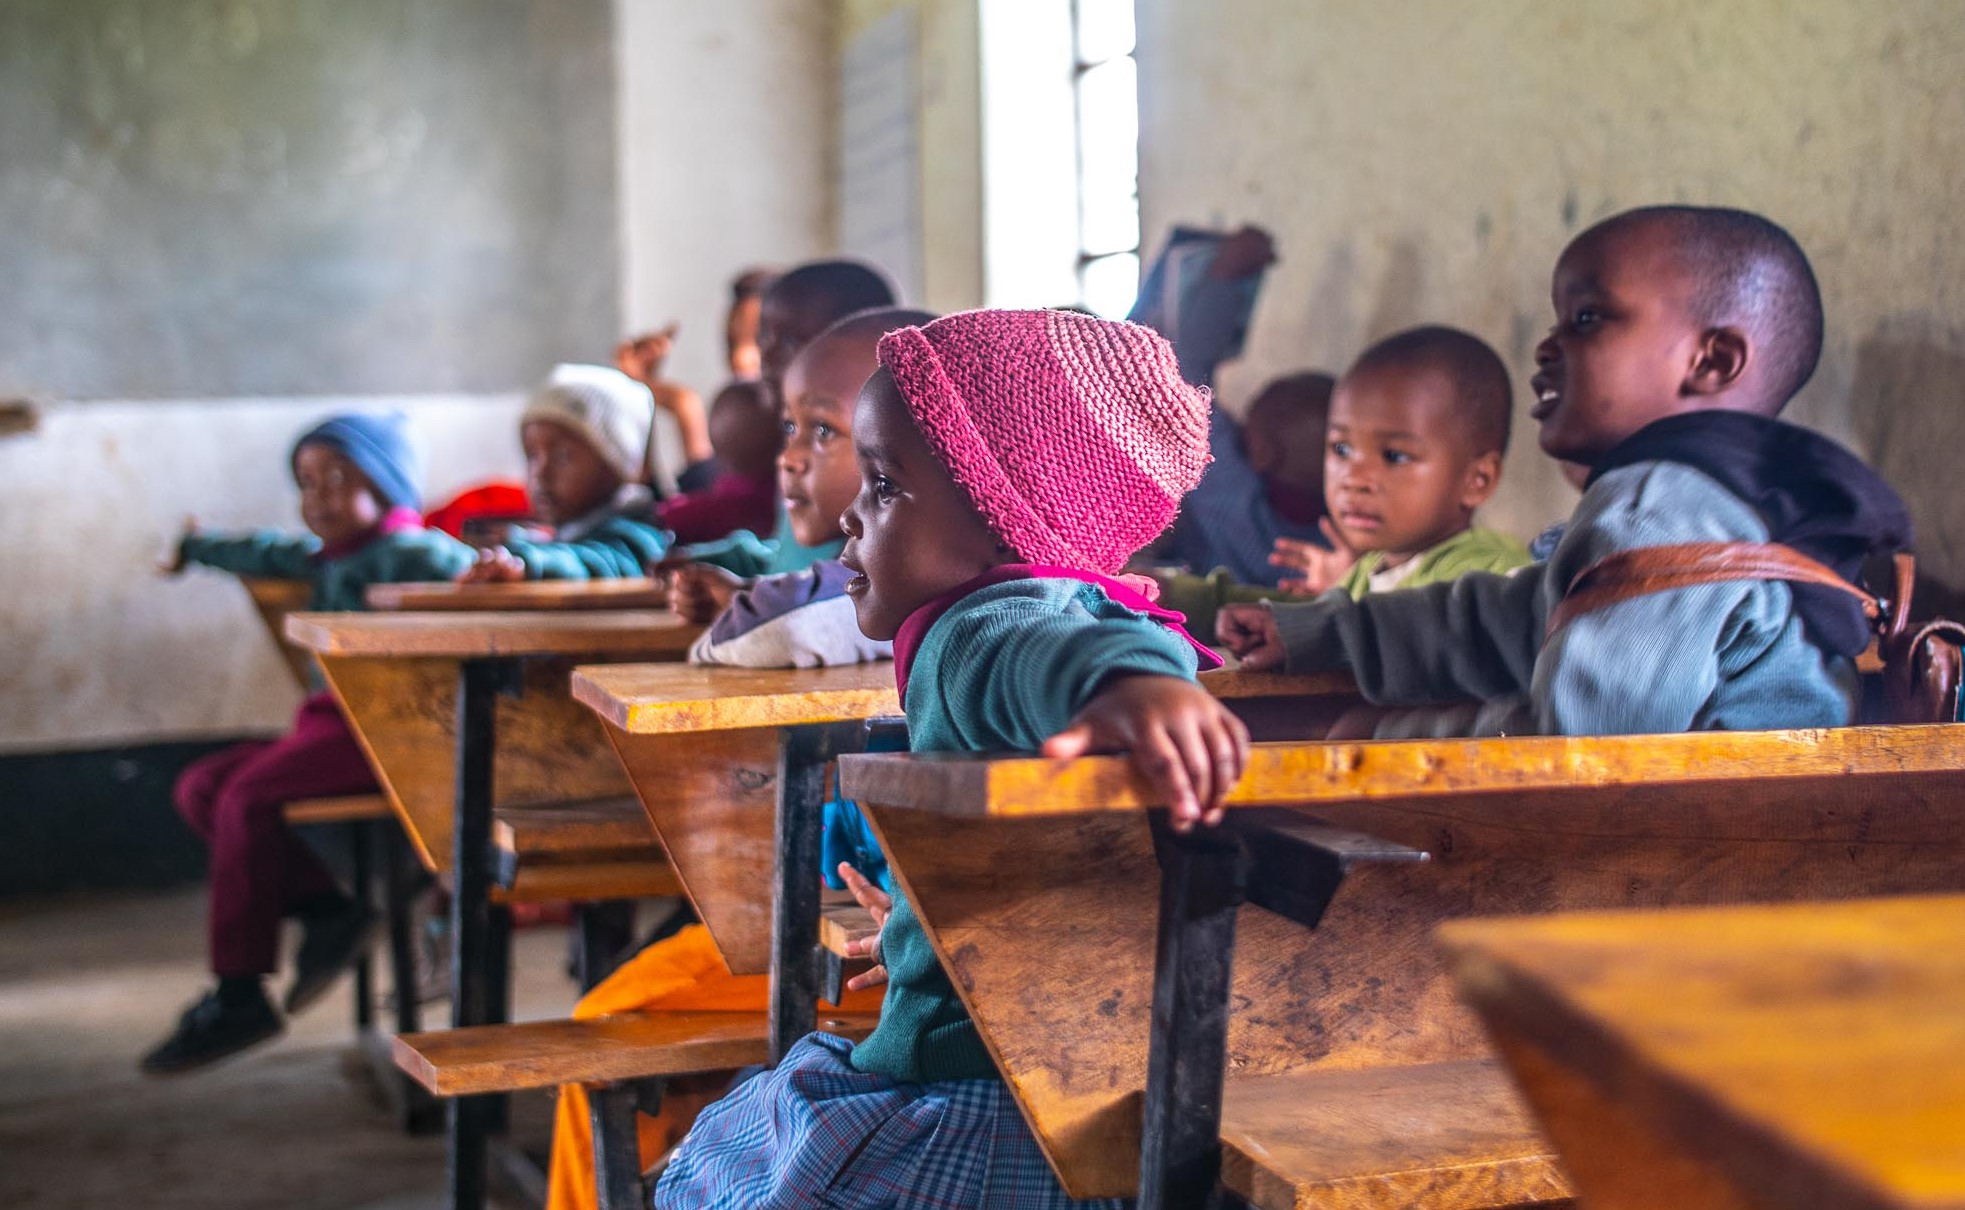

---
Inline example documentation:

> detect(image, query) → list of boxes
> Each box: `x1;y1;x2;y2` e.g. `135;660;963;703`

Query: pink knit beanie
876;309;1211;574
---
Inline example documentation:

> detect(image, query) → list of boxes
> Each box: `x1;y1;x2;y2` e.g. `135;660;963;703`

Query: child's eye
780;419;798;439
871;474;899;501
1328;439;1354;460
1383;449;1415;466
814;423;837;443
1570;306;1603;330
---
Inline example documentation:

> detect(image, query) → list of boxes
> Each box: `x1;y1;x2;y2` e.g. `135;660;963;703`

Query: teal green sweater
681;505;843;578
180;525;474;612
505;489;673;580
850;578;1200;1083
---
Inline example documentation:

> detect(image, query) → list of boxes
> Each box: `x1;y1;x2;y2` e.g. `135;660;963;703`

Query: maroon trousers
173;692;379;977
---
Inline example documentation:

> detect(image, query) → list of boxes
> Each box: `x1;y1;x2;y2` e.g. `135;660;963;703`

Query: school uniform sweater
1334;525;1531;599
677;505;844;578
505;486;672;580
687;560;891;668
850;576;1202;1084
1267;421;1908;736
179;511;474;612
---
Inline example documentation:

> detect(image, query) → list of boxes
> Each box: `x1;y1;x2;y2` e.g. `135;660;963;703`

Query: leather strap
1548;541;1881;639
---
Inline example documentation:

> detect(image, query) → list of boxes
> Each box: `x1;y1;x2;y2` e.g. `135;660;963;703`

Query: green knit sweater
180;525;474;612
849;577;1200;1084
1333;525;1531;599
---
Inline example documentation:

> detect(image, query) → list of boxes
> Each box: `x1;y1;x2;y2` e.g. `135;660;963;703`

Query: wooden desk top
285;610;701;658
571;663;1354;736
841;723;1965;818
1441;894;1965;1210
365;578;671;611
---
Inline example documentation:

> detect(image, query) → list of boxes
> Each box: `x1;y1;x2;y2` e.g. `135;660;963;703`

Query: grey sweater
1269;461;1859;736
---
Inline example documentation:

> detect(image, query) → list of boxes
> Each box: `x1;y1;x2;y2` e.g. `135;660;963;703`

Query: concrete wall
1136;0;1965;580
839;0;985;313
0;0;836;753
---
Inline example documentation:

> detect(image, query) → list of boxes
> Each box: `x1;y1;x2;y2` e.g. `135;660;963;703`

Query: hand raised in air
1043;674;1250;832
1269;518;1357;596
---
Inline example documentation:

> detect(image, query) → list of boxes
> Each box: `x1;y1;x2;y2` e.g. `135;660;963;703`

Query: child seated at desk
1221;205;1912;737
1157;326;1532;634
654;310;1248;1209
145;413;472;1075
669;259;901;580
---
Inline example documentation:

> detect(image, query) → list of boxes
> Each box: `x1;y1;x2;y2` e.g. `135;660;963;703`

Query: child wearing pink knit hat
654;310;1249;1210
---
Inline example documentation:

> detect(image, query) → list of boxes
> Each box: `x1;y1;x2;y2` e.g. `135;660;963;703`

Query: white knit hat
521;364;654;482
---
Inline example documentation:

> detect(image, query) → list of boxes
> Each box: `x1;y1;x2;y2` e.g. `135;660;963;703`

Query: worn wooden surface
487;860;682;904
574;661;902;734
842;725;1965;818
601;727;781;974
318;654;654;871
241;576;319;690
855;726;1965;1199
366;578;672;612
820;903;879;958
492;797;658;862
393;1010;878;1096
1443;895;1965;1210
1218;1061;1569;1210
286;610;699;659
282;793;393;826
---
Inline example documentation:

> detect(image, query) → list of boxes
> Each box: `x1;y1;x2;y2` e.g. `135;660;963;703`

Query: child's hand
158;515;196;575
1209;225;1277;281
1270;519;1357;596
1043;674;1250;832
667;563;743;623
614;323;679;387
1217;605;1285;671
459;547;526;583
838;862;892;992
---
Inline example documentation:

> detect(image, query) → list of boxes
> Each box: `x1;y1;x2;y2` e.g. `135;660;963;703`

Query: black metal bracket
770;720;871;1062
588;1077;668;1210
1136;809;1426;1210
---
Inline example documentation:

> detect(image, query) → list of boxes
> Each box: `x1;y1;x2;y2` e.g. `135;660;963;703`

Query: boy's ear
1684;326;1750;397
1459;450;1503;510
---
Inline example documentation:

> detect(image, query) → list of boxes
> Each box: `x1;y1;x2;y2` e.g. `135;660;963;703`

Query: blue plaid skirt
652;1032;1130;1209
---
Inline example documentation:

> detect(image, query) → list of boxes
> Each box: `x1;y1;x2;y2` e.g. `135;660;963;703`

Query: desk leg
448;657;504;1210
1139;816;1246;1210
770;722;863;1062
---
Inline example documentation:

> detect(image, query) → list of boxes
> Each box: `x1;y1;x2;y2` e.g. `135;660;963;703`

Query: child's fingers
1206;710;1251;827
1135;728;1200;831
1238;641;1284;672
1168;718;1217;826
1040;722;1094;761
845;964;888;992
837;863;892;921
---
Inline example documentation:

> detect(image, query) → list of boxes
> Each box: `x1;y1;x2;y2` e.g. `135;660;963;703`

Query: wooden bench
838;722;1965;1208
366;577;673;612
1441;893;1965;1210
284;609;702;1210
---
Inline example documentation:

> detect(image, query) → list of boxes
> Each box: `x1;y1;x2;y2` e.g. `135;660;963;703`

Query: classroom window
980;0;1141;318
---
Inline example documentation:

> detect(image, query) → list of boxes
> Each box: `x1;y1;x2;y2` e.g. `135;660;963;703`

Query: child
654;310;1249;1209
678;307;938;658
665;260;901;582
543;308;929;1210
1221;205;1912;738
145;413;473;1075
1130;225;1334;586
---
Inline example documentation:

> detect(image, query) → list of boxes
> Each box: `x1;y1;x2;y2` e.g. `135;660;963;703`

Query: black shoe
140;988;283;1076
284;900;379;1015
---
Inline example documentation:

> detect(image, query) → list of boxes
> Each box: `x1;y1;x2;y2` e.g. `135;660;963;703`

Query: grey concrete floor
0;887;583;1209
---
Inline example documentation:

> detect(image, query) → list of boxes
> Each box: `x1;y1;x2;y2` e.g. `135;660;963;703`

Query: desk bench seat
394;1010;879;1096
1219;1061;1570;1210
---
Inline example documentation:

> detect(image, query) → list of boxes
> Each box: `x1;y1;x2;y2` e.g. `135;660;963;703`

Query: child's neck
1373;517;1473;570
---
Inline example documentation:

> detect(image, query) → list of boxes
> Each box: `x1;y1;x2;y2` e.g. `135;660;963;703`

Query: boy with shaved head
1223;205;1910;738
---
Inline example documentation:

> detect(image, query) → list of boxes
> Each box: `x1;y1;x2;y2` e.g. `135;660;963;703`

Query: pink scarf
891;563;1222;699
316;505;424;561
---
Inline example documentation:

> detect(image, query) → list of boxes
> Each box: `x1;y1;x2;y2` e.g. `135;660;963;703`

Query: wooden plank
240;576;318;690
820;903;878;958
488;860;682;904
283;793;392;825
393;1010;879;1096
1442;895;1965;1210
1217;1061;1569;1210
318;654;648;870
366;578;672;612
286;610;700;658
841;724;1965;818
601;727;781;974
857;754;1965;1198
573;662;901;734
493;797;656;861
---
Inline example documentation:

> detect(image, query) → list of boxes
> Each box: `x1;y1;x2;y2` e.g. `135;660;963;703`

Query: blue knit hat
292;412;424;510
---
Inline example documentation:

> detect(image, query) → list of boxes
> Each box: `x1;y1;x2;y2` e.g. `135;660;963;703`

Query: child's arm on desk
169;520;319;580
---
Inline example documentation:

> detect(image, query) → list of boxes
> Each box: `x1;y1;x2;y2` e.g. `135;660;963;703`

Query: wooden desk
286;609;700;1210
1442;894;1965;1210
241;577;318;690
366;578;671;612
838;724;1965;1206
